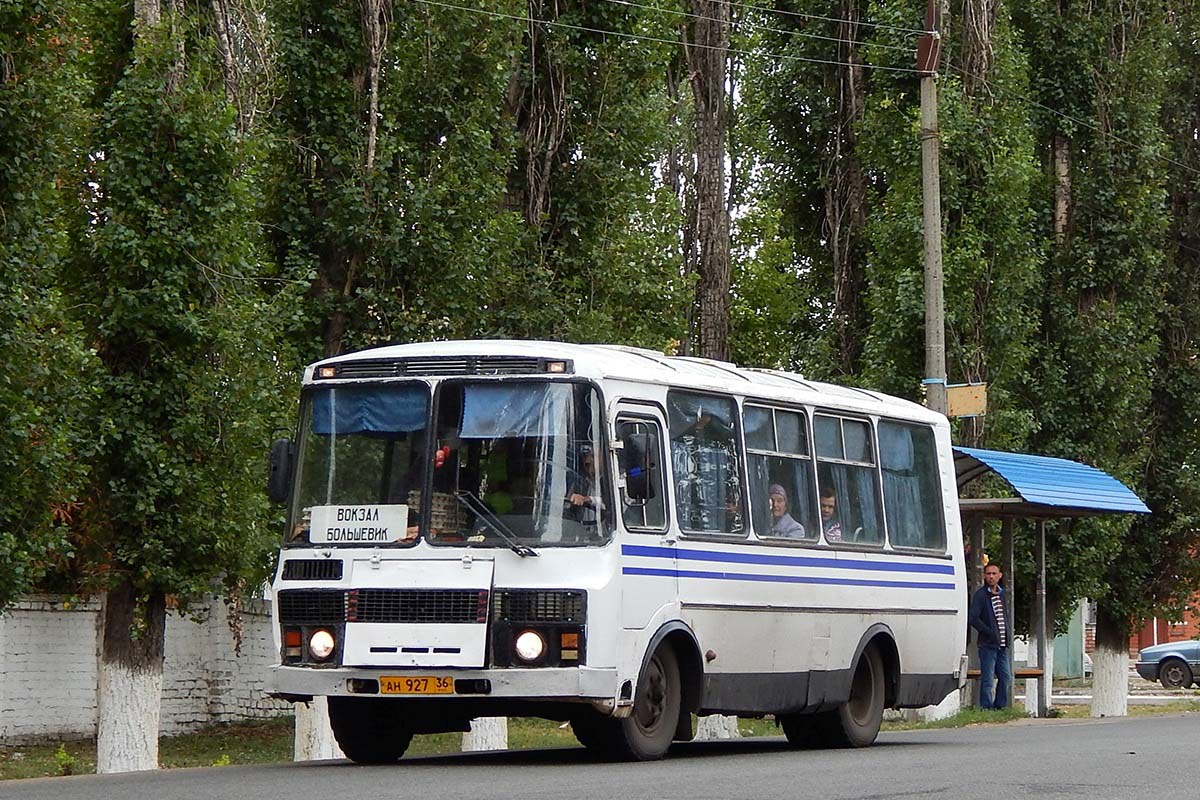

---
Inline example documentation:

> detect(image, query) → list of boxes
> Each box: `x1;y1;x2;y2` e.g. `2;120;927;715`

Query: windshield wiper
453;491;539;558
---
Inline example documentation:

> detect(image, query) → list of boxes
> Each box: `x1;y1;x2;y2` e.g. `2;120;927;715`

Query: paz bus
265;340;967;762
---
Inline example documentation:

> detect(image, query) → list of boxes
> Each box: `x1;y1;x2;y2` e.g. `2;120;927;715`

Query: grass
4;698;1199;780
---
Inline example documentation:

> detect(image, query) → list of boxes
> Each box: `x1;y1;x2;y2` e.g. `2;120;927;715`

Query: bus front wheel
576;646;681;761
328;697;414;764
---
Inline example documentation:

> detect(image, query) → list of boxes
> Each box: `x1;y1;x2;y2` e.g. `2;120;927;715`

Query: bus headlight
514;630;545;662
309;629;336;661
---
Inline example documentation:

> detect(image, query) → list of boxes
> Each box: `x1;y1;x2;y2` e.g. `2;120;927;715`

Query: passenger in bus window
768;484;805;538
820;485;843;542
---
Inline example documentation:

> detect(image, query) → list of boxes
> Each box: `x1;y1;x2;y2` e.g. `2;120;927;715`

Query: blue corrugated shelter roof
953;446;1150;516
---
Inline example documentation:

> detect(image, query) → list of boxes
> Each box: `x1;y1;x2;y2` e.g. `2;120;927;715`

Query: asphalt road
4;714;1197;800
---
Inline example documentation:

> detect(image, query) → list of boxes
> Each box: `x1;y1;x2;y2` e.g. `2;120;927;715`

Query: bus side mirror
267;438;294;505
621;432;657;502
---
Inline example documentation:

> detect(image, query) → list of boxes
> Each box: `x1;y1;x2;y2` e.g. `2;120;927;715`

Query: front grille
348;589;488;624
277;590;345;625
494;590;585;623
320;356;564;379
281;559;344;581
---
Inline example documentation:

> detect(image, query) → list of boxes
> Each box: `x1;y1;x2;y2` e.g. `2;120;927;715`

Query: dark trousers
978;644;1012;709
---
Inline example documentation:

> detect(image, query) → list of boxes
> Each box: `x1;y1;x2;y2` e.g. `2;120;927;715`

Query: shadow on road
289;735;924;770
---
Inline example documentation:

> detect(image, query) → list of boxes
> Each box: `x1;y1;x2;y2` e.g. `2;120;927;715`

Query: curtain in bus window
669;393;740;534
311;385;428;435
825;464;882;544
879;422;943;549
672;439;741;533
459;384;569;439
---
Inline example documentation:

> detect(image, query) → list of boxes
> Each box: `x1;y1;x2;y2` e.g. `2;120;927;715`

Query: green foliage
1014;1;1172;630
53;743;76;776
266;0;688;360
66;8;282;601
859;0;1042;458
1107;1;1200;626
0;1;99;604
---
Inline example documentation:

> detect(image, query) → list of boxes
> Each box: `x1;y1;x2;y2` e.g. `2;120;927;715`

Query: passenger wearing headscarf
767;484;805;538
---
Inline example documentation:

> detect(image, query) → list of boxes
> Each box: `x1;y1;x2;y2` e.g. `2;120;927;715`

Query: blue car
1135;640;1200;689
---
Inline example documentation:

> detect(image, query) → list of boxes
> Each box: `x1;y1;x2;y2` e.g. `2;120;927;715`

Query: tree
1014;0;1170;715
1088;0;1200;716
69;0;281;770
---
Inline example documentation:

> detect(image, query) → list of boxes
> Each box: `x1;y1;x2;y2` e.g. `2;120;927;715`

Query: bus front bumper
266;664;621;707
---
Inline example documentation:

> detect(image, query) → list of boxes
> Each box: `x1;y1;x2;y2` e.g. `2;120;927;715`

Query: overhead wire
409;0;1199;179
409;0;928;75
714;0;930;37
597;0;916;55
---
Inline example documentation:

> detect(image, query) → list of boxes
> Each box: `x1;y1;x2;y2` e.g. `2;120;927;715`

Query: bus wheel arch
851;623;900;708
642;621;704;723
822;624;897;748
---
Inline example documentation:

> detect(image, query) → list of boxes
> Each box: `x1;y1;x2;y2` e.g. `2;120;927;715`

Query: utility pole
917;0;946;416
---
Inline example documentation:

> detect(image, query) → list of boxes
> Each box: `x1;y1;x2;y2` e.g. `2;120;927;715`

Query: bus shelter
953;447;1150;717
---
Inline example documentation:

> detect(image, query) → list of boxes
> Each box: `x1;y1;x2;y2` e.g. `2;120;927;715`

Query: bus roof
308;340;943;424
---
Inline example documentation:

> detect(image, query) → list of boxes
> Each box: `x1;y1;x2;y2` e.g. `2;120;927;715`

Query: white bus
266;340;967;762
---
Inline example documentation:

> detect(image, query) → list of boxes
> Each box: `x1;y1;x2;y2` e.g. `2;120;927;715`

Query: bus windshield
429;381;610;547
289;382;431;546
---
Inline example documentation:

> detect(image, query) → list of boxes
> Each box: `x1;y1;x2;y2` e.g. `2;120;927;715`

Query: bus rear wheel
328;697;414;764
830;645;885;747
577;646;681;761
781;646;886;749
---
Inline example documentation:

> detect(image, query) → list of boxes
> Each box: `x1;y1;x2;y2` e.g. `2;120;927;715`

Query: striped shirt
989;589;1007;648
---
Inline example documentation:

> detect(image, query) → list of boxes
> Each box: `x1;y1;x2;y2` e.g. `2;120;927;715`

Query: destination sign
308;504;409;544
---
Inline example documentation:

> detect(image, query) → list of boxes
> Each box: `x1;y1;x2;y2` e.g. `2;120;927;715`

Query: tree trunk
825;0;868;377
1053;134;1072;247
134;0;160;30
462;716;509;751
293;699;345;761
684;0;731;362
96;581;166;773
961;0;997;95
502;1;568;227
1091;606;1129;717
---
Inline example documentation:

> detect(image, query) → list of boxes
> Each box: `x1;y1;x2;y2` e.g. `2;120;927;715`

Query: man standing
969;562;1012;709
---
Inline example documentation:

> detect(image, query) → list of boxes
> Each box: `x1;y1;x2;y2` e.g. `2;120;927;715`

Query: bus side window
815;414;883;546
879;420;946;551
667;392;744;536
617;419;666;531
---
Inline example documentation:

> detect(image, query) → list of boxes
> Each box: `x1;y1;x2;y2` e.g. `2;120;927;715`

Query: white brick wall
0;594;289;744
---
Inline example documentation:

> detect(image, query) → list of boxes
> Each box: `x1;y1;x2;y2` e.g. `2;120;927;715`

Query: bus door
613;406;676;629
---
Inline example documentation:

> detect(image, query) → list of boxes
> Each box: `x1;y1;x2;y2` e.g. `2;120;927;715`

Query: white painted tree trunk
462;717;508;751
96;586;167;774
96;659;163;773
909;688;960;722
1023;640;1039;715
1024;640;1054;715
1091;641;1128;718
694;713;740;740
293;700;345;761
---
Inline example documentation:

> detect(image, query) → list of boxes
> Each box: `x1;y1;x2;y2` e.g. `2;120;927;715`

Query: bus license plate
380;675;454;695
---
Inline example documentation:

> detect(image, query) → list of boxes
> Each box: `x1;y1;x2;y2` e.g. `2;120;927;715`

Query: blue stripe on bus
621;544;956;575
622;566;956;591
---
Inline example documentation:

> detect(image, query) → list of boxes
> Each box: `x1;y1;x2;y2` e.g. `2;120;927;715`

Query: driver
567;446;604;525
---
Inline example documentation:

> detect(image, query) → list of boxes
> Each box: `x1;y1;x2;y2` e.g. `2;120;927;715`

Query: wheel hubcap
635;656;668;733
